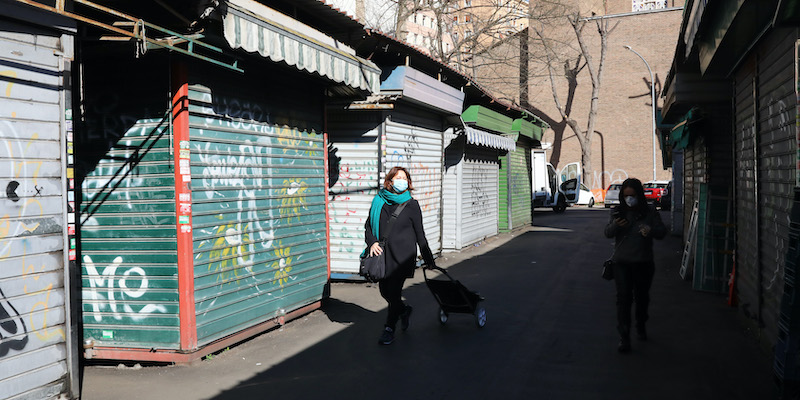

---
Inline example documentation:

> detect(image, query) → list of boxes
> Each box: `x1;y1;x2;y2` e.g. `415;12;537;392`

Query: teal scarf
363;188;412;256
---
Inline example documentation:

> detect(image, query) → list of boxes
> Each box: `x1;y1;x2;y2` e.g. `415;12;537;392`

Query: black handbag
602;259;615;280
603;236;626;281
360;201;408;282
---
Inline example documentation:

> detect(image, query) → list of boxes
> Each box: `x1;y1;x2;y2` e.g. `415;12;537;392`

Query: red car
644;180;671;210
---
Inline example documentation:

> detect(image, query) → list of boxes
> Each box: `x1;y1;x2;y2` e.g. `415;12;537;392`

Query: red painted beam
171;61;197;352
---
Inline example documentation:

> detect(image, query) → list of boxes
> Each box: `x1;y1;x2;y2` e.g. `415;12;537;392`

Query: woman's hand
614;218;629;227
369;242;383;257
639;224;652;237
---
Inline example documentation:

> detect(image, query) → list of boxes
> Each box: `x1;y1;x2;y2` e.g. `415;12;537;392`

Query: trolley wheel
438;308;448;325
474;306;487;328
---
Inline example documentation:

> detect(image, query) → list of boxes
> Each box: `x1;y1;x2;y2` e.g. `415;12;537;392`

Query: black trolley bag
422;266;486;328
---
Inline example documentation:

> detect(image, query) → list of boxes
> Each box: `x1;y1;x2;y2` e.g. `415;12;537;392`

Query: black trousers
378;272;407;330
613;261;655;335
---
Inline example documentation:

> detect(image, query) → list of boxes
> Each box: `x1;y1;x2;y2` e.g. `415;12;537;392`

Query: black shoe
378;327;394;345
618;338;631;353
636;325;647;341
401;305;413;331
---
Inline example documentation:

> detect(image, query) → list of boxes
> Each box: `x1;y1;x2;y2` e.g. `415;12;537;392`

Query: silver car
604;183;622;208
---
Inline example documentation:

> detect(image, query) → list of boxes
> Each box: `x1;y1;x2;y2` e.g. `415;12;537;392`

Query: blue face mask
392;178;408;193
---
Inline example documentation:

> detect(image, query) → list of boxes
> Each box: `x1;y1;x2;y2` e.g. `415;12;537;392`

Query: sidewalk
80;208;778;400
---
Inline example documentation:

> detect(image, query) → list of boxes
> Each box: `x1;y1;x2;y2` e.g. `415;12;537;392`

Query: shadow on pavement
204;209;777;400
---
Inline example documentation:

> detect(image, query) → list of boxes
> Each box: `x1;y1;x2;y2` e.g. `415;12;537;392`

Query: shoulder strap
381;201;409;242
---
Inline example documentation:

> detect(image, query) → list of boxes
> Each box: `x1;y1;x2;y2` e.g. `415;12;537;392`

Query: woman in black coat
364;166;436;345
604;178;666;353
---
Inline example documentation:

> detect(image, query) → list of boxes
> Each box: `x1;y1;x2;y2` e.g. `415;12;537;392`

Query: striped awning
223;0;380;93
465;126;516;152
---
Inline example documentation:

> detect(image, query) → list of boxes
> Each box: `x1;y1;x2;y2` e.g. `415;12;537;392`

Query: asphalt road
81;207;777;400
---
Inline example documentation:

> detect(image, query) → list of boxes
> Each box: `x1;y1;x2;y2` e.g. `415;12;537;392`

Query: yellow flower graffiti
270;241;293;287
205;222;252;284
276;126;318;157
279;178;308;223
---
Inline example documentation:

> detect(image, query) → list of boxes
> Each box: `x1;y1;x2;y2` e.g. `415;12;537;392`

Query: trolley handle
422;264;451;280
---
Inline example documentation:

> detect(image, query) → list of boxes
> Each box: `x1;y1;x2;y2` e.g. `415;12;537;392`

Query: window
453;15;459;23
422;15;427;26
465;15;471;22
631;0;667;12
465;29;472;37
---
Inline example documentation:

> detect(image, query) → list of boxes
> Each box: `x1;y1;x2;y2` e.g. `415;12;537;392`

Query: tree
531;10;618;188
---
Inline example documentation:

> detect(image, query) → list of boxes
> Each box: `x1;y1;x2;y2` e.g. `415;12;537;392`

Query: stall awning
670;107;703;150
223;0;380;93
465;126;516;152
511;118;543;141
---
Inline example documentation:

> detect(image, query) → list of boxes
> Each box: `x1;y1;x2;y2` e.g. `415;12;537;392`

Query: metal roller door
734;59;760;327
442;130;499;250
384;118;443;255
188;86;328;346
0;25;76;400
460;155;499;247
755;29;796;342
500;142;532;232
326;112;382;275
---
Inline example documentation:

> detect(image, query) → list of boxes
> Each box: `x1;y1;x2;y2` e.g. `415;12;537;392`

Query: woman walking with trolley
364;166;436;345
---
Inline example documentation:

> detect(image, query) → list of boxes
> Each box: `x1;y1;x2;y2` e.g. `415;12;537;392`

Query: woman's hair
383;166;414;191
618;178;648;213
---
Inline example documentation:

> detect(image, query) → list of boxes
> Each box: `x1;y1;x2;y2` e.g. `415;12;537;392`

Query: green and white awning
223;0;380;93
465;126;516;152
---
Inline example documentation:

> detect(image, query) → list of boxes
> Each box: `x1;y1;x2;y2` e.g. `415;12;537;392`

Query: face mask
625;196;638;207
392;178;408;193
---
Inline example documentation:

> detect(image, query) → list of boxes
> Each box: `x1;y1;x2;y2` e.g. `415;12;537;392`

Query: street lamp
623;45;657;181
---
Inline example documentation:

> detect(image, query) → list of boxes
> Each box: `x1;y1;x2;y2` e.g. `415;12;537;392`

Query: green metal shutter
499;142;532;232
188;86;328;346
499;155;510;232
509;143;532;229
81;118;180;349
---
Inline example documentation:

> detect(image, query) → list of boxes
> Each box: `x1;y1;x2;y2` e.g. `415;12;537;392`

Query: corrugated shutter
442;129;460;250
81;118;180;349
1;28;73;399
499;153;510;232
461;153;499;246
442;130;499;250
683;137;707;234
327;111;382;275
756;29;796;343
734;59;760;325
384;118;443;255
188;86;328;346
509;143;532;229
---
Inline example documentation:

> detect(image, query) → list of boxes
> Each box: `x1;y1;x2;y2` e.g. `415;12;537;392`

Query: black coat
604;205;667;263
364;199;435;278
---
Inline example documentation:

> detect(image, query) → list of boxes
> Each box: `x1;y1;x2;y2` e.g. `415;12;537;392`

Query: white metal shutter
384;118;443;255
442;129;460;250
327;113;382;274
460;153;499;247
0;29;74;400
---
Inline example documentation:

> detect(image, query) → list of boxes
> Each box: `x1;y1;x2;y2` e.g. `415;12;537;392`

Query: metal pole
623;45;657;181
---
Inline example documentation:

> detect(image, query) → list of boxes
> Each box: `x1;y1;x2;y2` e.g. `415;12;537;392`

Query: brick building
473;0;683;200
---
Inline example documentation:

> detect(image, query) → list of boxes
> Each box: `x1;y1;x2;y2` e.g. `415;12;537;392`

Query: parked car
576;182;596;207
644;180;671;210
604;183;622;208
658;181;672;211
